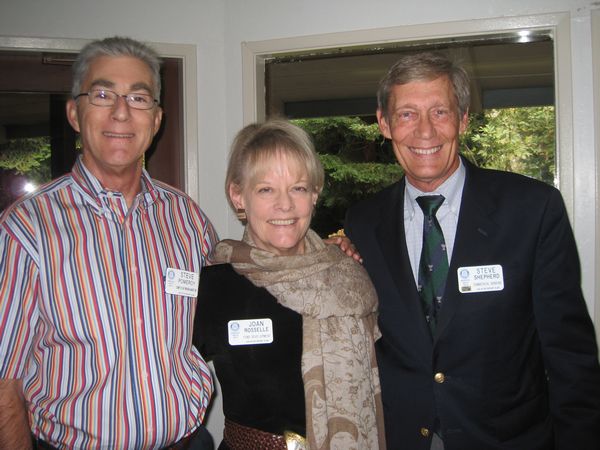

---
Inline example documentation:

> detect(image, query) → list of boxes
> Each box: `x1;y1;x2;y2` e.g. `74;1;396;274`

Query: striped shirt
0;157;217;449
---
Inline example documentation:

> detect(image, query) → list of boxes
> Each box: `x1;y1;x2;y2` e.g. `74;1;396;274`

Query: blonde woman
194;120;385;450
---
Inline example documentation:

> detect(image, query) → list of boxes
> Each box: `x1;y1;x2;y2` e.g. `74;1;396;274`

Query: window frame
242;12;573;214
592;8;600;338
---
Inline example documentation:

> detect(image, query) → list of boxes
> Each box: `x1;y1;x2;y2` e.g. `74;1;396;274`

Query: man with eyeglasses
0;37;216;450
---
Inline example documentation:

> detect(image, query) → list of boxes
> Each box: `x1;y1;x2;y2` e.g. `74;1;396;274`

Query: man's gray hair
71;36;161;100
377;52;471;120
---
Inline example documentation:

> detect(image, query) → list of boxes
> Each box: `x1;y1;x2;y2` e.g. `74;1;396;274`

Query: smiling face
377;75;468;192
66;55;162;184
229;152;318;256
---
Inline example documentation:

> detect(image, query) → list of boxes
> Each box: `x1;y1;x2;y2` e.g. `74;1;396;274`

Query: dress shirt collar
404;157;466;221
70;155;158;212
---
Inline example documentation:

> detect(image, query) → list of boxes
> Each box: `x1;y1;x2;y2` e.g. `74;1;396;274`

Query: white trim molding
591;8;600;341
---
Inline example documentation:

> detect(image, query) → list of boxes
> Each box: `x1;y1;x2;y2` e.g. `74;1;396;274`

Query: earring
236;208;247;223
379;134;387;148
75;135;82;150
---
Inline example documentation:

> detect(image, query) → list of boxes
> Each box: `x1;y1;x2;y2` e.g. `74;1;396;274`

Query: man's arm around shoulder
0;379;32;450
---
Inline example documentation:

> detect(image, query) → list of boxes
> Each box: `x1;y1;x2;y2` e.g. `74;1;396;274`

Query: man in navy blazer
345;52;600;450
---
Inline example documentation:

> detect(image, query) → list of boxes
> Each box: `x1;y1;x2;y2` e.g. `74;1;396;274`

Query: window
243;15;567;236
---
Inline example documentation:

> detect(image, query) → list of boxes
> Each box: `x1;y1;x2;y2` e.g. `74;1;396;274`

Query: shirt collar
404;157;466;220
70;155;159;211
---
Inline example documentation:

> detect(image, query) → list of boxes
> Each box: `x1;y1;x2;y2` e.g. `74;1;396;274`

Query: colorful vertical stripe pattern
0;158;217;449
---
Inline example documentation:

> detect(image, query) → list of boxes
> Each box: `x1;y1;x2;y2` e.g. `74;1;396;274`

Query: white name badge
164;268;199;298
228;319;273;346
457;264;504;293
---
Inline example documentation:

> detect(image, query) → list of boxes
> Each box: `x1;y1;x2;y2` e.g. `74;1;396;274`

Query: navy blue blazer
345;157;600;450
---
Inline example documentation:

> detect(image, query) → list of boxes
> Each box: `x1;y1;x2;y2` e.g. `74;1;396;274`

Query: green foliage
292;117;404;235
0;137;52;183
293;117;395;163
312;154;403;234
319;154;403;205
461;107;555;185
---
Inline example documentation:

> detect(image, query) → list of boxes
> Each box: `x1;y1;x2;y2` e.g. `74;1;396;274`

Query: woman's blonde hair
225;119;324;212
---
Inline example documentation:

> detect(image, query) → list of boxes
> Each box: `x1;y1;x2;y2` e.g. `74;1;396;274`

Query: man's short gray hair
71;36;161;100
377;52;471;120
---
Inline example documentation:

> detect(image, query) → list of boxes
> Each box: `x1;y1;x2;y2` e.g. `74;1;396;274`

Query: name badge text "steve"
164;268;199;298
457;264;504;293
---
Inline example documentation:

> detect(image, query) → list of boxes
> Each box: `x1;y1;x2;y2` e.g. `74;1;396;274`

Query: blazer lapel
375;180;410;294
375;179;434;343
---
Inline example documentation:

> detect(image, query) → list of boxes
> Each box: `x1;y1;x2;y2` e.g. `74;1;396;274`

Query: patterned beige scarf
212;229;386;450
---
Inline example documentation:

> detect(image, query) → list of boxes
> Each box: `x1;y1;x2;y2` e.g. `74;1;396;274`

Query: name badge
164;268;199;297
228;319;273;346
457;264;504;293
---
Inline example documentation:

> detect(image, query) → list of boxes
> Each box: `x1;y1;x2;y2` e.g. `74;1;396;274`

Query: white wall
1;0;599;444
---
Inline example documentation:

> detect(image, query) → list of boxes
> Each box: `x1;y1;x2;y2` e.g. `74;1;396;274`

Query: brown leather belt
223;419;305;450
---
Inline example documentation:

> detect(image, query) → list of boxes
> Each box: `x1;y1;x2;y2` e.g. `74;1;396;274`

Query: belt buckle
284;431;306;450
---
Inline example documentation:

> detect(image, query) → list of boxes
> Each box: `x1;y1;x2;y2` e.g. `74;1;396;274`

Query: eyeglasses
74;89;158;110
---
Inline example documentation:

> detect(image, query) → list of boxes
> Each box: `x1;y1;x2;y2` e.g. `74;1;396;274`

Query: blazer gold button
434;372;445;383
420;427;430;437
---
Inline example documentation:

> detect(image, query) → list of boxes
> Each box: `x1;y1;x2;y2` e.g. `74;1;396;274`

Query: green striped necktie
416;195;448;335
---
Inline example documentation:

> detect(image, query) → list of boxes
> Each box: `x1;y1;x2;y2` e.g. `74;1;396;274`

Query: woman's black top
193;263;306;443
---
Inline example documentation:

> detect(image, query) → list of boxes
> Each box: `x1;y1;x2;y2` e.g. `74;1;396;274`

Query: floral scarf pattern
212;229;386;450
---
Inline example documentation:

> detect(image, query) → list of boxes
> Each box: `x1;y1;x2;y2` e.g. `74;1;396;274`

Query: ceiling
266;34;554;118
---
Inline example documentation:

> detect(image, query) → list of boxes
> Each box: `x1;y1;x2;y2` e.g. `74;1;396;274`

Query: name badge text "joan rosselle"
228;318;273;346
